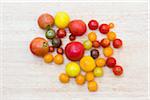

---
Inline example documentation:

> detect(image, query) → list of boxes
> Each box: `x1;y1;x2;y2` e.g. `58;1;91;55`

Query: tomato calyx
43;42;49;48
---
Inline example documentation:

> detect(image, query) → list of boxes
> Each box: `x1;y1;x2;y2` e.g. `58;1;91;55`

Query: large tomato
30;37;49;57
65;42;84;61
68;20;87;36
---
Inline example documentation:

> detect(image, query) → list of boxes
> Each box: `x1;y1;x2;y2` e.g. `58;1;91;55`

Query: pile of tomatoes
29;12;123;92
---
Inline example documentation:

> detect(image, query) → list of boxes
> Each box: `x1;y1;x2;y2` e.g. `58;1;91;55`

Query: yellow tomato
43;53;53;63
59;73;70;83
88;32;97;42
80;56;96;72
109;22;115;29
54;54;64;64
95;58;106;67
94;67;103;77
103;47;113;57
55;12;70;29
85;72;94;81
88;81;98;92
107;32;116;41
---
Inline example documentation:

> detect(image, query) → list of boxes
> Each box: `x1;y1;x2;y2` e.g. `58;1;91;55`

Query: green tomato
83;40;92;50
94;67;103;77
65;62;80;77
45;29;56;39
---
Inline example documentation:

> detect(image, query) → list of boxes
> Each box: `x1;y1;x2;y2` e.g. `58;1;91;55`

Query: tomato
88;81;98;92
52;38;62;48
43;53;53;63
57;48;64;55
65;62;80;77
56;29;66;38
80;56;96;72
88;32;97;42
107;32;116;41
49;46;55;52
45;29;56;39
88;20;99;30
83;40;92;50
59;73;70;83
103;47;113;57
109;23;115;29
95;58;106;67
92;41;100;48
112;65;123;76
30;37;49;57
94;67;103;77
55;12;70;28
106;57;116;68
54;54;64;64
100;38;110;48
113;39;123;48
85;72;94;81
69;20;87;36
75;74;85;85
69;35;76;41
65;42;84;61
99;24;110;34
38;13;54;29
90;49;99;59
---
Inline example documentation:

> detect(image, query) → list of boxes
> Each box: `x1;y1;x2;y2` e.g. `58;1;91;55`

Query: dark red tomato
30;37;49;57
92;41;100;48
56;29;66;38
99;24;110;34
113;39;123;48
112;65;123;76
88;20;99;30
38;13;54;29
106;57;116;68
69;35;76;41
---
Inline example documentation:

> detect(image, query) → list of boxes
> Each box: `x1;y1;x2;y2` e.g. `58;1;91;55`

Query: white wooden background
1;2;149;100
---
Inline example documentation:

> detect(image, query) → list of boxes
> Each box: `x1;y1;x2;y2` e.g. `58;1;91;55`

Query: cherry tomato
56;29;66;38
94;67;103;77
52;38;62;48
43;53;53;63
90;49;99;59
45;29;56;39
100;38;110;48
85;72;94;82
59;73;70;83
88;20;99;30
69;35;76;41
112;65;123;76
92;41;100;48
88;32;97;42
99;24;110;34
95;58;106;67
57;47;64;54
49;46;55;52
75;74;85;85
54;54;64;64
109;23;114;29
83;40;92;50
88;81;98;92
107;32;116;41
106;57;116;68
103;47;113;57
113;39;123;48
38;13;54;29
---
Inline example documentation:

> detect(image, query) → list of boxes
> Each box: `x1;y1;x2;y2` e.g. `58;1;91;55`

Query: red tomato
92;41;100;48
88;20;99;30
30;37;49;57
113;39;123;48
69;20;87;36
99;24;110;34
38;13;54;29
106;57;116;68
100;38;110;48
65;42;84;61
112;65;123;76
56;29;66;38
69;35;76;41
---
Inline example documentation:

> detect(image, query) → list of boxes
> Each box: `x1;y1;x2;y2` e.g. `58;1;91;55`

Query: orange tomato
75;74;85;85
85;72;94;82
88;80;98;92
44;53;53;63
54;54;64;64
59;73;70;83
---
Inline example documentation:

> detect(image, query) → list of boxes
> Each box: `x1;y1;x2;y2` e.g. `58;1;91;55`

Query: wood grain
1;2;148;100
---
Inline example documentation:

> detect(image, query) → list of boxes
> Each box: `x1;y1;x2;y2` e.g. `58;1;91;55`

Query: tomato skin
30;37;49;57
112;65;123;76
69;20;87;36
38;13;54;29
99;24;110;34
113;39;123;48
88;20;99;30
106;57;116;68
56;29;66;38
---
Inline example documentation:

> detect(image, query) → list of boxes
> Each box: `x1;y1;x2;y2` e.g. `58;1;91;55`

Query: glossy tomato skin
30;37;49;57
99;24;110;34
69;20;87;36
113;39;123;48
88;20;99;30
112;65;123;76
38;13;54;29
106;57;116;68
65;42;84;61
56;29;66;38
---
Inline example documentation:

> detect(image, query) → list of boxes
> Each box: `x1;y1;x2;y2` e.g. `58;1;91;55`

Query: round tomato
30;37;49;57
